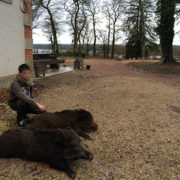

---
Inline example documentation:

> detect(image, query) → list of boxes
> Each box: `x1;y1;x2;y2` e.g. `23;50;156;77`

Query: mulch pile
127;61;180;75
0;89;9;103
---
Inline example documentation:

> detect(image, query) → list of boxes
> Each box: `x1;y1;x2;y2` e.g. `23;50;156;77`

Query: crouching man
8;64;46;128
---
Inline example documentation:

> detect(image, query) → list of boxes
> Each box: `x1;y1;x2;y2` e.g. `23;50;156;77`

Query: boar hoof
83;134;92;140
88;153;94;161
67;170;76;179
87;136;93;140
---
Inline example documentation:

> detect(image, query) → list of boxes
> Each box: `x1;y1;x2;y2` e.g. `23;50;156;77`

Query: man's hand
36;103;46;111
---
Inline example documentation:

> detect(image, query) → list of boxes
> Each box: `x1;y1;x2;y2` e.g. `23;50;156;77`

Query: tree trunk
159;0;176;64
107;19;111;58
82;33;86;50
111;22;116;59
73;2;80;56
74;19;78;55
86;43;89;56
46;8;59;56
40;1;59;56
139;0;145;59
50;36;54;54
93;16;96;57
103;44;107;58
76;11;87;56
78;39;81;53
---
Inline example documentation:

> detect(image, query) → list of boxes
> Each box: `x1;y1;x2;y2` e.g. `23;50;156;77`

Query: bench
33;54;65;77
174;56;180;61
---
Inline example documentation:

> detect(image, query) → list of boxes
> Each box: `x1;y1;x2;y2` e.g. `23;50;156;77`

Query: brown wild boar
26;109;98;140
0;128;94;179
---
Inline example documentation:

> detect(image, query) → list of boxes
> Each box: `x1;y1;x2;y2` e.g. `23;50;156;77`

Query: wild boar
26;109;98;140
0;128;94;179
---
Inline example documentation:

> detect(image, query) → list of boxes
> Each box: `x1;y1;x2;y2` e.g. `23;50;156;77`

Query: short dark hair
18;64;31;73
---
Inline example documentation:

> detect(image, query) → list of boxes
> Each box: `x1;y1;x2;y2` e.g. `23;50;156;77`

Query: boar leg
73;125;92;140
79;131;92;140
49;157;76;179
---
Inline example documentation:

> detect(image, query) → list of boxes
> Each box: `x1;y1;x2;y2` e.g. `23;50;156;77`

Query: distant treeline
33;44;180;58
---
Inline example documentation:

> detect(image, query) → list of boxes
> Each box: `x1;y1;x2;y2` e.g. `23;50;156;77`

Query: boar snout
87;152;94;161
80;142;94;160
92;124;98;131
81;151;94;161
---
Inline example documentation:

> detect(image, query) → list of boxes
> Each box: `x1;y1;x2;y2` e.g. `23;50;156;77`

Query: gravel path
0;59;179;180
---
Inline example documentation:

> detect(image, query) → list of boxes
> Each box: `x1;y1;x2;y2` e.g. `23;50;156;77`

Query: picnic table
33;54;65;77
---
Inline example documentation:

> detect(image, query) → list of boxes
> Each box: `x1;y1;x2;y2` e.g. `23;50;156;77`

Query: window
0;0;12;4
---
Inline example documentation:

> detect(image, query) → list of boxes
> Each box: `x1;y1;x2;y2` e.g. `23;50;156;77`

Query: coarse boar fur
26;109;98;140
0;128;94;179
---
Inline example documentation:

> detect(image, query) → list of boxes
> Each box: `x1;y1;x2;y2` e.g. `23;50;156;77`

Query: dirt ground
0;59;179;180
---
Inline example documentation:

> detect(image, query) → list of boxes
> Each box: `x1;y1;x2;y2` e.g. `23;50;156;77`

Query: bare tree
105;0;122;59
103;1;112;58
87;0;100;56
42;21;54;52
82;22;93;56
32;1;42;29
64;0;88;55
42;19;61;54
32;0;61;55
98;30;109;58
79;19;91;54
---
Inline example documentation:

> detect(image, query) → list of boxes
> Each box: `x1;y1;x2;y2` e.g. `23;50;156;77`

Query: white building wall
0;0;25;77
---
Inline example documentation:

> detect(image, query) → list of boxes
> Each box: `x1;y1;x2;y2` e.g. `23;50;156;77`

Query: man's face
19;70;31;81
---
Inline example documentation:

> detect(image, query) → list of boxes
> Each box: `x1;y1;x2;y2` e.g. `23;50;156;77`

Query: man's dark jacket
9;75;36;105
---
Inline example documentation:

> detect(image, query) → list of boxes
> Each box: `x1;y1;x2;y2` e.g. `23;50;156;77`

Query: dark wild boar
26;109;98;140
0;128;94;179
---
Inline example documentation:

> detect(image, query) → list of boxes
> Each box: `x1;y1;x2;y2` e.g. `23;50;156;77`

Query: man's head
18;64;31;81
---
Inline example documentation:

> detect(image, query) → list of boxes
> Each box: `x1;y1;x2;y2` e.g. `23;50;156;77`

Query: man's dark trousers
8;99;42;123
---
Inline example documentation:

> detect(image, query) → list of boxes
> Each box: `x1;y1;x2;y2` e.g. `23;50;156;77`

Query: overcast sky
33;25;180;45
33;1;180;45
